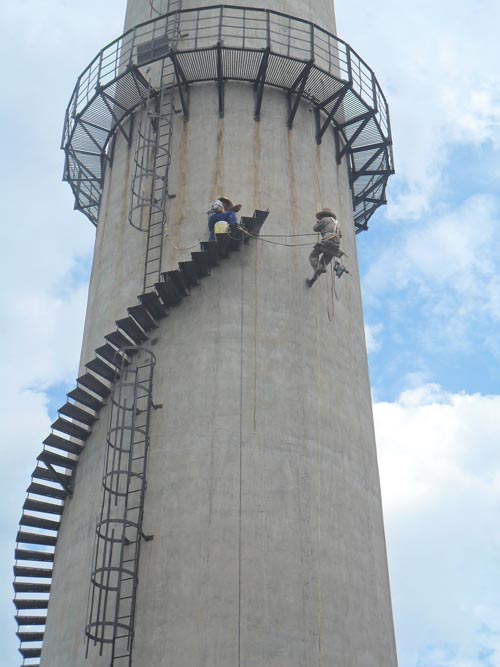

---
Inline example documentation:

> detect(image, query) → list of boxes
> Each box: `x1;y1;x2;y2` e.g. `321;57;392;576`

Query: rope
165;225;316;252
258;232;317;238
326;263;335;322
165;232;205;252
230;227;317;248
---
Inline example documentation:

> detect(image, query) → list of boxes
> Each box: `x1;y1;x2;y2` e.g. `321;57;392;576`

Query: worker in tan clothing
306;208;346;287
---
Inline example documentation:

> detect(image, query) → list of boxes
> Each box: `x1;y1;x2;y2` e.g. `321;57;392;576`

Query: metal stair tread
13;565;53;579
127;304;158;332
23;499;63;516
13;582;51;594
15;614;46;625
76;373;111;399
178;260;200;287
105;330;139;353
200;240;220;267
27;482;67;501
37;450;77;470
16;630;45;642
20;646;42;658
191;251;210;276
67;387;103;412
32;465;72;486
50;416;90;441
215;233;230;258
139;291;169;320
154;278;183;307
14;598;49;610
57;402;96;427
15;548;54;563
95;344;128;368
85;357;118;383
19;513;60;532
42;433;83;457
16;531;57;547
162;269;190;296
228;225;244;251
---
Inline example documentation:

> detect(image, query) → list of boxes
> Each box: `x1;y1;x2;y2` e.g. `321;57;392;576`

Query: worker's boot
306;271;320;287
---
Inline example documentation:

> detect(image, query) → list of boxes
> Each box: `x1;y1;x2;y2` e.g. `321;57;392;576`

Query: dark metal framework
86;348;157;666
12;213;267;666
62;5;394;233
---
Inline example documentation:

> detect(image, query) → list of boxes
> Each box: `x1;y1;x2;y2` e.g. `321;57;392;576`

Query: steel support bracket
287;60;314;129
98;87;135;147
44;462;74;497
216;41;225;118
171;51;190;120
335;112;372;164
315;85;348;144
254;47;271;121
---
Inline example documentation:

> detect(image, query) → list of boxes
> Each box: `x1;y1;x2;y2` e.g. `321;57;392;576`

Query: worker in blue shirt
207;195;241;240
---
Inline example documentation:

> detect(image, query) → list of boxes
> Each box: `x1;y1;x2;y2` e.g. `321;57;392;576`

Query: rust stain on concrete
287;129;300;272
253;121;261;204
212;120;224;196
172;120;189;263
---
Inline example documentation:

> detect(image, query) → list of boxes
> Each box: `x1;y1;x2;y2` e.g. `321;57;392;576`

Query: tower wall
39;2;397;665
124;0;337;33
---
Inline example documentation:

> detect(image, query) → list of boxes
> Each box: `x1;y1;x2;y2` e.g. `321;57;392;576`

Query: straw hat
218;195;234;210
316;207;336;220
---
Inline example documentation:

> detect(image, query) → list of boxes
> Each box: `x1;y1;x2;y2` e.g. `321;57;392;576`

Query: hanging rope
326;263;335;322
165;231;206;252
258;232;317;238
230;227;317;248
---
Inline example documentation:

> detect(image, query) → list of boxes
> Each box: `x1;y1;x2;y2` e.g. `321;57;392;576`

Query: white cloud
374;384;500;667
336;0;500;219
365;322;384;353
0;3;127;663
363;194;500;353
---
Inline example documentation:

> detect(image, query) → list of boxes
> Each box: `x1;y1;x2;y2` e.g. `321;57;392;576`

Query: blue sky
1;1;500;665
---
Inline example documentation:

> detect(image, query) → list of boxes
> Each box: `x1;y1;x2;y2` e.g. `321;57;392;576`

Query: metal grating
62;5;394;233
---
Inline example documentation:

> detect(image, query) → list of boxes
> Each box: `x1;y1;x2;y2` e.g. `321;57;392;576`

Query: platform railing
62;5;394;230
64;6;388;144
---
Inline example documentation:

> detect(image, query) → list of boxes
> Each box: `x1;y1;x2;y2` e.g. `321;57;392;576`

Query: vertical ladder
128;3;184;293
143;57;177;292
86;349;156;667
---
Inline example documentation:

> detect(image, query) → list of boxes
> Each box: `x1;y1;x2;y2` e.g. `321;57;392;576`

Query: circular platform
62;5;394;232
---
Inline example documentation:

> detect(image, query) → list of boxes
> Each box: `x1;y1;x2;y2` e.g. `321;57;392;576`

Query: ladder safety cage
128;1;184;292
85;347;156;667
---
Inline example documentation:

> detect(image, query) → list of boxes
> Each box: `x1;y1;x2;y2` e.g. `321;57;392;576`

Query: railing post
310;23;314;60
129;28;137;67
72;83;79;119
97;51;103;89
219;5;223;42
266;10;271;49
371;73;378;112
346;45;353;84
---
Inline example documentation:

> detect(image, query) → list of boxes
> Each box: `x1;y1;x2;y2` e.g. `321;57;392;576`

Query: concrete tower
13;1;397;666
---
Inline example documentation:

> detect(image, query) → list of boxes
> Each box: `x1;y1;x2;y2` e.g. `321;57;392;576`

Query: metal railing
62;5;394;231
